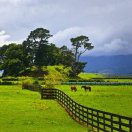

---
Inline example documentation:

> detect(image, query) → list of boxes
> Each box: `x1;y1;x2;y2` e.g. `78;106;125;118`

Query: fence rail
41;88;132;132
61;82;132;85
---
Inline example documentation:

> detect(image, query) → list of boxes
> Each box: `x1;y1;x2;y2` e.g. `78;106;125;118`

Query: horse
81;85;91;92
70;86;77;92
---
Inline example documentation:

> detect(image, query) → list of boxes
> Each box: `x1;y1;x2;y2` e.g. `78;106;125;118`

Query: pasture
56;85;132;117
0;85;87;132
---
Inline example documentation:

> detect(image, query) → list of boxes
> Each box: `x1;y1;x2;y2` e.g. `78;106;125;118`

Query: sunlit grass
56;85;132;117
78;73;104;79
0;85;87;132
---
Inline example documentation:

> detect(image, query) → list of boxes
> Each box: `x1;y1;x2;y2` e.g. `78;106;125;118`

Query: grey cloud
0;0;132;55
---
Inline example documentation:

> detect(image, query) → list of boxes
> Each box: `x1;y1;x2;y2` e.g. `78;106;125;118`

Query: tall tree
0;45;8;67
23;28;52;66
59;45;74;67
0;43;25;76
35;43;60;66
71;35;94;62
70;35;94;77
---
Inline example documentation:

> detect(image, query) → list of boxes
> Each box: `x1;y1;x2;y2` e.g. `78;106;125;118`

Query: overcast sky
0;0;132;56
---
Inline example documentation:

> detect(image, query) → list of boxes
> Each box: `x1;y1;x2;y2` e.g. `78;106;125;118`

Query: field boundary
61;82;132;85
41;88;132;132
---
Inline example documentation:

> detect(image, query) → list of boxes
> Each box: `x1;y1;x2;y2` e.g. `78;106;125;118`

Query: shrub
38;77;44;80
22;79;42;92
22;79;33;90
33;80;39;85
44;72;63;88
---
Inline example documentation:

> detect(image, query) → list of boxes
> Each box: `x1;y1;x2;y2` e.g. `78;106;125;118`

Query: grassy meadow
78;73;132;82
56;85;132;117
0;85;87;132
78;73;104;79
1;72;132;131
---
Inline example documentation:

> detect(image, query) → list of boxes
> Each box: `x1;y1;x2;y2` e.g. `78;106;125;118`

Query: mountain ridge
80;55;132;75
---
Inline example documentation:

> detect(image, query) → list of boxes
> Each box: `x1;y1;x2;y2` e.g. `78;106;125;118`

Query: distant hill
80;55;132;75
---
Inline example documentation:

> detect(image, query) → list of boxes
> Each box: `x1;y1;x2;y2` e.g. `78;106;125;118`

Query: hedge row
22;80;42;92
61;82;132;85
0;81;17;85
2;78;19;81
68;79;105;82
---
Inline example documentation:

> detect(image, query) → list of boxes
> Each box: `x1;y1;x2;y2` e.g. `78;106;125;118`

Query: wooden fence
41;88;132;132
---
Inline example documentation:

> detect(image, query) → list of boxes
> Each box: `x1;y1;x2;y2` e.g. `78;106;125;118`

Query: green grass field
0;85;87;132
78;73;132;82
56;85;132;117
78;73;104;79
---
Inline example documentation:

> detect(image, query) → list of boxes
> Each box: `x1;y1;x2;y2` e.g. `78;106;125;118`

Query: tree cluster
0;28;94;77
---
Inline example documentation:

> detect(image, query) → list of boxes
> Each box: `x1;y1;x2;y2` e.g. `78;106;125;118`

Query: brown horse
70;86;77;92
81;85;91;92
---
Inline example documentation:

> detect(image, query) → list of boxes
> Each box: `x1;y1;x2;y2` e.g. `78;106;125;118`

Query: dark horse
81;85;91;92
70;86;77;92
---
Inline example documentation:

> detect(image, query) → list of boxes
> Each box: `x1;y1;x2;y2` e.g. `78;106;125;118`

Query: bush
22;79;33;89
22;80;42;92
38;77;44;80
44;72;63;88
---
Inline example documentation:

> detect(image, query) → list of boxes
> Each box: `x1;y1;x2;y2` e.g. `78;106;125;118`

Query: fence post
97;111;99;132
111;115;113;132
119;116;122;131
130;119;132;132
92;110;94;131
87;108;89;126
41;89;43;99
103;113;105;131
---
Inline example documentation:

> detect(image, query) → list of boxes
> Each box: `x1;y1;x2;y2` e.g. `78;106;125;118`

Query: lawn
0;85;87;132
56;85;132;117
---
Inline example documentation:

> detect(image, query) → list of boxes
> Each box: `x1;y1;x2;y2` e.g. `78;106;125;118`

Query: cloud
49;27;84;47
90;38;132;56
0;30;10;46
0;30;22;46
0;0;132;56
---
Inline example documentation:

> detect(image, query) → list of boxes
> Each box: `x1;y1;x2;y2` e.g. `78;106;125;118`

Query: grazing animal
81;85;91;92
70;86;77;92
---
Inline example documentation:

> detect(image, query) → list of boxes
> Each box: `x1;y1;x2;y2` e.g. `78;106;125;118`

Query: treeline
0;28;94;77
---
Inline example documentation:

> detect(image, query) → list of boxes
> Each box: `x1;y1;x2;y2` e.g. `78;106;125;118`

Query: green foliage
71;35;94;62
2;76;18;81
22;28;52;67
0;44;25;76
22;79;41;92
22;79;33;89
42;65;71;88
0;28;93;77
70;35;94;77
19;66;48;77
44;67;65;88
0;81;14;85
70;62;87;77
59;45;74;67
